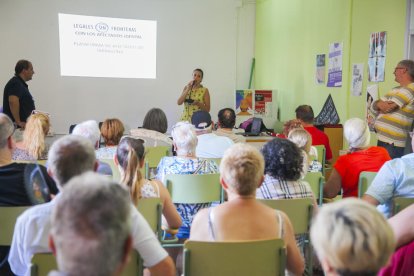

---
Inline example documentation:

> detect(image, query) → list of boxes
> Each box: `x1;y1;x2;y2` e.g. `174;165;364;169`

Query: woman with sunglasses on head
177;68;210;122
115;136;181;230
12;112;50;161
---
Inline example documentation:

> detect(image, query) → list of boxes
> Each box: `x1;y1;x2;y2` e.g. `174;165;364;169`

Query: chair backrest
164;173;222;204
358;171;377;198
392;197;414;215
183;239;286;276
144;146;170;178
257;198;313;235
303;172;324;206
0;206;30;246
313;145;326;175
137;197;163;240
30;250;140;276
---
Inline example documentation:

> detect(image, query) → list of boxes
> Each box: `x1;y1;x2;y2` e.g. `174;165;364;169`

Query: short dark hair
295;105;314;124
262;138;303;181
218;108;236;129
142;108;168;133
15;60;31;75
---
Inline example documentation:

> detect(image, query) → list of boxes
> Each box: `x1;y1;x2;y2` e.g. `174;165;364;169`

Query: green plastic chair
30;250;140;276
0;206;30;246
258;198;313;273
162;173;222;247
137;198;163;240
164;173;222;204
392;197;414;215
357;171;377;198
144;146;170;179
183;239;286;276
99;158;121;183
303;172;324;206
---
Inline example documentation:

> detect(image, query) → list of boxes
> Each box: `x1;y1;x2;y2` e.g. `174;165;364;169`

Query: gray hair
48;135;96;188
344;118;370;150
171;121;198;156
0;114;14;148
51;172;131;276
311;198;395;275
398;59;414;80
72;120;100;149
288;128;312;153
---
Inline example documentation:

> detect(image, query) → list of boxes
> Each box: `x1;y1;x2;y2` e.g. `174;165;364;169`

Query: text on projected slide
58;13;157;79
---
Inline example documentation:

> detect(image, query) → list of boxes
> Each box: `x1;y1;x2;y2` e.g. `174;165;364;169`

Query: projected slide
58;13;157;79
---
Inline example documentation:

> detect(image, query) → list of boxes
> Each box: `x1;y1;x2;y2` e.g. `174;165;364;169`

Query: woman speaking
177;68;210;121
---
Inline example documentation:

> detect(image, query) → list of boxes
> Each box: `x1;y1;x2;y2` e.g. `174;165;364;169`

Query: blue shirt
365;153;414;218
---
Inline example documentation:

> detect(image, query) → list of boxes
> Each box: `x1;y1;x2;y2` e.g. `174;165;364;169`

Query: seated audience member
0;113;57;275
295;105;333;163
256;137;317;256
12;112;50;160
190;143;304;275
362;129;414;218
191;111;234;158
130;107;173;147
9;135;174;276
379;204;414;275
282;119;303;138
256;138;317;207
116;136;181;229
288;128;322;173
49;172;132;276
71;120;112;176
213;108;246;143
96;118;124;159
156;121;219;271
311;198;395;276
324;118;391;198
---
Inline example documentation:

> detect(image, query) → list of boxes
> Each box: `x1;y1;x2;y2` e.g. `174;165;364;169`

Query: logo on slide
95;23;109;33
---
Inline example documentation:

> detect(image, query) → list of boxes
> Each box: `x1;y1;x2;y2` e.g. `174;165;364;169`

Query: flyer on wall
235;90;253;116
368;31;387;82
327;42;343;87
316;54;326;84
351;63;364;96
254;90;272;117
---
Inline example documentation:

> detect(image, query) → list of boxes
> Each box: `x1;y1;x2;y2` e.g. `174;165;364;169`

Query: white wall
0;0;255;133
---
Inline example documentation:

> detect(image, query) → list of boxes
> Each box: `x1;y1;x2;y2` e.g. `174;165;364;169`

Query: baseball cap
191;111;212;129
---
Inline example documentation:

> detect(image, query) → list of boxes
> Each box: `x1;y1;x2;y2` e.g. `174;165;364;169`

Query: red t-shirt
334;146;391;197
304;126;333;160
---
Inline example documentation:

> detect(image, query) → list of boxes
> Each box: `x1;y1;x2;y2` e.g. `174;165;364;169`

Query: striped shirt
373;83;414;147
256;174;314;200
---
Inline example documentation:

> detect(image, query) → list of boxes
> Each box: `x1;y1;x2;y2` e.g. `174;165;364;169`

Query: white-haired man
71;120;112;176
49;172;132;276
9;135;175;276
191;110;234;158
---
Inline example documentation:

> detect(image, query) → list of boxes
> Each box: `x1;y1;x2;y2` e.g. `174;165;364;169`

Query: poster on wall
254;90;273;117
368;31;387;82
351;63;364;96
366;84;378;132
327;42;343;87
235;90;253;116
316;54;326;84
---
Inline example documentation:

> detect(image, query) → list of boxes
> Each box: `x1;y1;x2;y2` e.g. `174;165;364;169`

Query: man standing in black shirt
3;60;36;129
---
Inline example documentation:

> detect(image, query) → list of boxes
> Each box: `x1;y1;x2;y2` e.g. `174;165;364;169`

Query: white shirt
196;133;234;158
9;195;167;276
